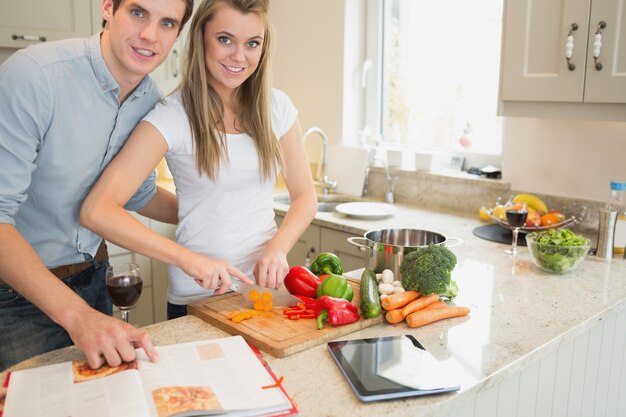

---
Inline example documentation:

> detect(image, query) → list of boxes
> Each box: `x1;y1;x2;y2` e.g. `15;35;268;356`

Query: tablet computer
327;335;461;402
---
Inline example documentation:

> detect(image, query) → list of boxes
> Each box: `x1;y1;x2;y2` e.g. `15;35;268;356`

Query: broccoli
400;244;458;300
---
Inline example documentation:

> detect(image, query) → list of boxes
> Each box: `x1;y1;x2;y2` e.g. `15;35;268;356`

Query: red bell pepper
316;296;360;330
282;302;317;320
294;295;317;306
284;266;320;298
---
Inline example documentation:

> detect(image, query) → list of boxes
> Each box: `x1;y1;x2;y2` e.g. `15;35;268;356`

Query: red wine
106;275;142;309
506;210;528;227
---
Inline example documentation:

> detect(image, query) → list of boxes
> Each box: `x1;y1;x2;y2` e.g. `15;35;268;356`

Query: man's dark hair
102;0;194;33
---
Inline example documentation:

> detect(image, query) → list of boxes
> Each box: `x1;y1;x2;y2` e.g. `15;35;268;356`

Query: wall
502;118;626;202
269;0;348;162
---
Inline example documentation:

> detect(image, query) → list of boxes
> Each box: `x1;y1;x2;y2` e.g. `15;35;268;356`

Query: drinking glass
504;202;528;255
106;263;143;323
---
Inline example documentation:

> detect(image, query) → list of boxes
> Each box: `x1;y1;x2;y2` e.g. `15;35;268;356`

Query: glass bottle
606;181;626;255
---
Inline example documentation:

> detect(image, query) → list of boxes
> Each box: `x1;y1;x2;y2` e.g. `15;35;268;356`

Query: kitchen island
3;204;626;417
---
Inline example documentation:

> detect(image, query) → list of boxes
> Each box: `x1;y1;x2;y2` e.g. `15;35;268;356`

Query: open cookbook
2;336;297;417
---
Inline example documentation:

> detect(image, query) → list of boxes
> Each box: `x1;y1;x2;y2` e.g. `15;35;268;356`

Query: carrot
381;290;419;310
385;308;405;324
405;306;471;328
423;300;448;310
401;294;440;317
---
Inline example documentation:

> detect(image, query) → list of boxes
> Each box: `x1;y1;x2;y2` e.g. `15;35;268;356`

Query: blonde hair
180;0;281;181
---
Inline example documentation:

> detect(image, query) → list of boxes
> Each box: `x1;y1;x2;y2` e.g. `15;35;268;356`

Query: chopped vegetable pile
528;228;588;246
249;290;273;311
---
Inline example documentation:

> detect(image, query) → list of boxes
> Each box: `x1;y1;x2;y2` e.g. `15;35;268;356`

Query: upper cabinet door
584;0;626;102
501;0;626;104
500;0;591;102
0;1;93;48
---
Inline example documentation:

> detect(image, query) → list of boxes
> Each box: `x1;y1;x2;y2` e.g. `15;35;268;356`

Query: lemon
479;207;492;221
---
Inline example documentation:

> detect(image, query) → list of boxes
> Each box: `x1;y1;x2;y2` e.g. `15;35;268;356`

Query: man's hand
67;306;159;369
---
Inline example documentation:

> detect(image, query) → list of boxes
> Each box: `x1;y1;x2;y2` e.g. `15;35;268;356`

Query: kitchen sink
273;194;359;212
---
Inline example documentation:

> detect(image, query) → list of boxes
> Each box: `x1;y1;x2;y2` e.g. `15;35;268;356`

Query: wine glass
106;263;143;323
504;201;528;255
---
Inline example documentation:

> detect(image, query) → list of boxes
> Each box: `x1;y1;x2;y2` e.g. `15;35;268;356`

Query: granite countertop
273;194;480;238
3;200;626;417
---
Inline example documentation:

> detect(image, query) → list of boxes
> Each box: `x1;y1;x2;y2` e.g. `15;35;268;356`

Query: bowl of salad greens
525;229;591;274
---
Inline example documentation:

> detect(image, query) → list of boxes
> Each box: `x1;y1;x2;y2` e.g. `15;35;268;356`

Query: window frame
363;0;384;137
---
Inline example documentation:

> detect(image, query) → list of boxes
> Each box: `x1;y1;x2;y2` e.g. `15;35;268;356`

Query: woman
81;0;317;319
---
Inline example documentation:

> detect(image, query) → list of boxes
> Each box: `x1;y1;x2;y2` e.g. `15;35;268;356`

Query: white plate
335;202;397;219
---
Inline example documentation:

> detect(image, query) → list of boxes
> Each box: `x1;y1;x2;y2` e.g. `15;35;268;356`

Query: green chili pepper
310;252;343;276
315;273;354;301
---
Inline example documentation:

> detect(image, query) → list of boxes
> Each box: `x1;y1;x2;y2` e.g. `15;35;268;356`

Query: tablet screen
327;335;461;402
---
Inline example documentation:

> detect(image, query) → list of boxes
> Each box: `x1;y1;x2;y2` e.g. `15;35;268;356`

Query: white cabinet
0;1;94;48
106;215;155;328
106;214;175;327
501;0;626;104
149;37;183;95
319;228;367;273
148;220;177;324
275;214;320;267
275;213;367;272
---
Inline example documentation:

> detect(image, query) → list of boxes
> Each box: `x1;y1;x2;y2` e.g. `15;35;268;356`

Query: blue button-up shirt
0;33;160;268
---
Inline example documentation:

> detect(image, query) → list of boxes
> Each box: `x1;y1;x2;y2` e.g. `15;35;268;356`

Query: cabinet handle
565;23;578;71
304;247;316;268
593;21;607;71
170;49;179;78
11;34;46;43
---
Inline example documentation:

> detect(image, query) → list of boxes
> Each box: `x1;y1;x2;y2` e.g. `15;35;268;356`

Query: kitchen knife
229;281;302;306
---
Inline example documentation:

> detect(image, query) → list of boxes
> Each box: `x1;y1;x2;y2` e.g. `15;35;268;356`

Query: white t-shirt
143;89;298;304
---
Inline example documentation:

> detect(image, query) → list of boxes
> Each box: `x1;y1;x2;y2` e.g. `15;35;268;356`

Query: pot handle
444;237;463;248
347;236;370;253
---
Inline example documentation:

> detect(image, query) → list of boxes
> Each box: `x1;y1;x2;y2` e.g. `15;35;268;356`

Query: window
367;0;504;156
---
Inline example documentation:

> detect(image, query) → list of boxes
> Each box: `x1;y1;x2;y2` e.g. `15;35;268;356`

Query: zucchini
359;269;382;318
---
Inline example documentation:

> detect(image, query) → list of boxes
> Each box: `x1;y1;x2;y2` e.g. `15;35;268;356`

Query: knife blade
229;281;302;306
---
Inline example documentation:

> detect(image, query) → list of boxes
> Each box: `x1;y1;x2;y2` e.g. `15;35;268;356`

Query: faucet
303;127;337;195
363;157;398;204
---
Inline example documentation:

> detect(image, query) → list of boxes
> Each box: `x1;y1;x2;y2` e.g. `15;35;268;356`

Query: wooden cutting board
188;281;383;358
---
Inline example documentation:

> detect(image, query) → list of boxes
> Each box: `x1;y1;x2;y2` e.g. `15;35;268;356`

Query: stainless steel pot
347;228;462;279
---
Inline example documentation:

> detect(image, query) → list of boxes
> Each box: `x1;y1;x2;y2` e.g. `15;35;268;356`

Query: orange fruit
549;210;565;222
540;213;562;227
492;205;506;220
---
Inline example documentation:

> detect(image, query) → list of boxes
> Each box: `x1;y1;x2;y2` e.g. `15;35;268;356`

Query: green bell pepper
310;252;343;276
315;273;354;301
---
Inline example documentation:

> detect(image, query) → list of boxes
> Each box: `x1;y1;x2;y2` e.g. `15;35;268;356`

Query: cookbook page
136;336;291;417
3;361;149;417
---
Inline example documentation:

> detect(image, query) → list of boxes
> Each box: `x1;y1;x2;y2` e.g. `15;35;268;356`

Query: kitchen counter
3;203;626;417
273;196;481;239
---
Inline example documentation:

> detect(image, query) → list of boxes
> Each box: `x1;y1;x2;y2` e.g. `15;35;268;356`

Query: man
0;0;193;371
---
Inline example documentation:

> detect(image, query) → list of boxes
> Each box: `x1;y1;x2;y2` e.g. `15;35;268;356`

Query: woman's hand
254;246;289;290
182;252;253;295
